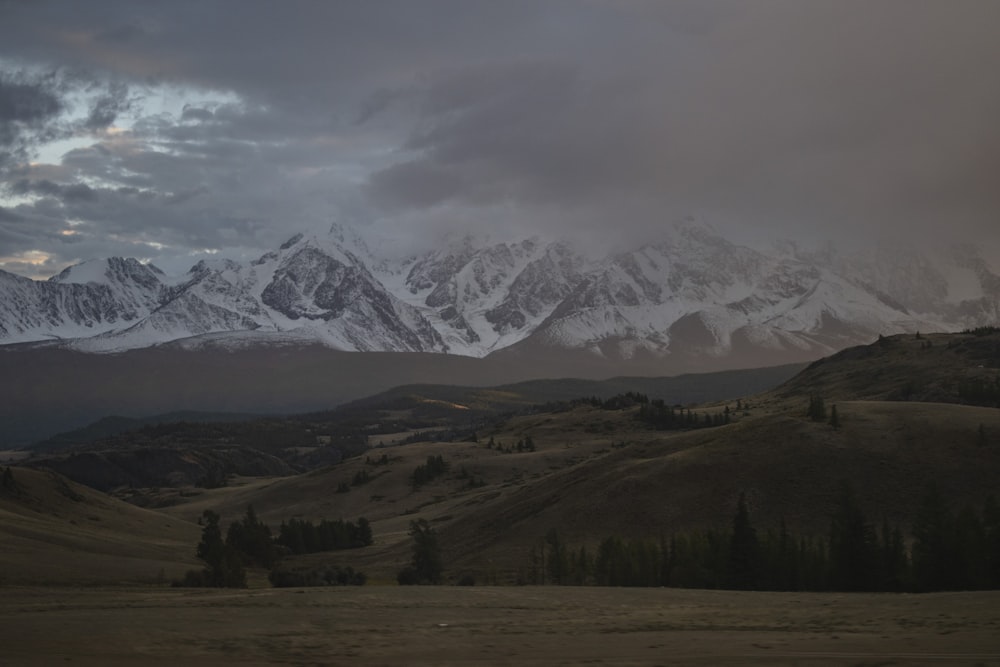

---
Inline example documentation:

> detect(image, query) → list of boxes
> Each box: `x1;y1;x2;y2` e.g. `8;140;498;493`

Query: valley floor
3;586;1000;665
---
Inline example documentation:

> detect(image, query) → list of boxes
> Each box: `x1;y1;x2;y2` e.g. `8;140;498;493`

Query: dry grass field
2;585;999;665
0;468;200;586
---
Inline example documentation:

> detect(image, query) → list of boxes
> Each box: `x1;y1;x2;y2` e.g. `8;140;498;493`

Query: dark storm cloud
0;205;23;222
365;60;661;210
364;1;1000;247
85;81;135;130
0;0;998;276
0;70;66;167
0;72;62;127
11;178;97;202
0;66;141;174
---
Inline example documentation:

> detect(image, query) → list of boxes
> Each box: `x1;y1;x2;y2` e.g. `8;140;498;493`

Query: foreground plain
3;586;1000;665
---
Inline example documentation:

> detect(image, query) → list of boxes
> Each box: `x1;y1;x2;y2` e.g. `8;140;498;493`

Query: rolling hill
0;467;200;584
150;330;1000;583
6;329;1000;586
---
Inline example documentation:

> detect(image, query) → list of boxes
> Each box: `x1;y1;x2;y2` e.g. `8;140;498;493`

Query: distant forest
526;485;1000;593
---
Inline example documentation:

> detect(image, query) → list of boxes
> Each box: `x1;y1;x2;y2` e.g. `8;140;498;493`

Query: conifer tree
545;528;570;585
729;493;759;589
196;510;246;587
398;519;442;584
983;496;1000;589
828;483;878;591
807;396;827;422
226;504;277;568
911;484;953;591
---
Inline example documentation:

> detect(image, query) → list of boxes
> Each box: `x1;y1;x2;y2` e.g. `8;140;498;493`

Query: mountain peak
50;257;163;286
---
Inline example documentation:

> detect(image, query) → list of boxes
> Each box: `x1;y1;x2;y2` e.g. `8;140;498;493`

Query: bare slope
0;467;200;584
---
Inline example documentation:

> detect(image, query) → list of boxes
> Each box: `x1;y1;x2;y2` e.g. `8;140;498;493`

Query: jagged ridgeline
2;221;997;364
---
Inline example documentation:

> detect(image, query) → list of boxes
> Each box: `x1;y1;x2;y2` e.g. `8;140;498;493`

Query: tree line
957;376;1000;408
637;399;730;430
525;486;1000;592
569;392;732;431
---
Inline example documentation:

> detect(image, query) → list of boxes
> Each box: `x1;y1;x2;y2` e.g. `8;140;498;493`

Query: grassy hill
0;467;200;584
774;329;1000;405
20;362;804;495
151;394;1000;583
147;331;1000;583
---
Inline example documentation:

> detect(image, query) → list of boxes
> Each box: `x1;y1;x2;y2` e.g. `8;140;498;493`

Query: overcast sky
1;0;998;278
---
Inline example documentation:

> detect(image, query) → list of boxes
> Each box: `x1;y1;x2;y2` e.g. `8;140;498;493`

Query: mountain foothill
2;327;999;592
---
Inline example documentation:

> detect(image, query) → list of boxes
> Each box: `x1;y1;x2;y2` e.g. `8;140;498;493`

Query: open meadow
3;585;1000;665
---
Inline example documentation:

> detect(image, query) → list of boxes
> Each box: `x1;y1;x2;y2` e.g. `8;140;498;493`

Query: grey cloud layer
1;0;998;277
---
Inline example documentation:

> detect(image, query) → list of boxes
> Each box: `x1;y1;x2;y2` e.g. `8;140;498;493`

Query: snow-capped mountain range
1;220;998;365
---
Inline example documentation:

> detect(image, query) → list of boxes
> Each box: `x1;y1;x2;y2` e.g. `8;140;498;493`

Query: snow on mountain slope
1;219;996;362
383;236;589;355
66;230;447;353
259;236;446;352
522;222;951;361
0;258;165;343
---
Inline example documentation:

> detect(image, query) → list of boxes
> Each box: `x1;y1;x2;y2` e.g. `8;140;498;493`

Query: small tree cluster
411;455;449;488
807;396;827;422
178;509;247;588
226;505;279;568
486;436;535;454
177;507;374;589
638;399;729;430
366;453;390;466
277;517;372;554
